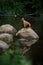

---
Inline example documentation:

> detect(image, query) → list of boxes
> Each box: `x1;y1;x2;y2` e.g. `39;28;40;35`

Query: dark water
24;15;43;65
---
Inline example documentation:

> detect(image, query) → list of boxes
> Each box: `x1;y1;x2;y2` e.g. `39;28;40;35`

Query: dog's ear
21;18;31;28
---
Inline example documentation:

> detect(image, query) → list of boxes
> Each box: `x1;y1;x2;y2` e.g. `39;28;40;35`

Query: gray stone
0;40;10;50
0;24;17;35
16;28;39;46
0;33;13;44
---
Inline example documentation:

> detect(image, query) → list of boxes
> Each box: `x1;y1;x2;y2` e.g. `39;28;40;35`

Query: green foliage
0;40;32;65
0;0;43;15
0;1;25;15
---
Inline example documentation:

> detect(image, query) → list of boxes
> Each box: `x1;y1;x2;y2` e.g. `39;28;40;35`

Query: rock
0;40;10;50
16;28;39;46
0;24;17;35
0;33;13;44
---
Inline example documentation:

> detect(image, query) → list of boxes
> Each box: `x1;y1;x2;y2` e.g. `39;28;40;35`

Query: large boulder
0;33;13;44
0;24;17;53
16;28;39;46
0;24;17;35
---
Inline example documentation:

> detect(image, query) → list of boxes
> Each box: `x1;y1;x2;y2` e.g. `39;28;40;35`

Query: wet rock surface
0;24;17;51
